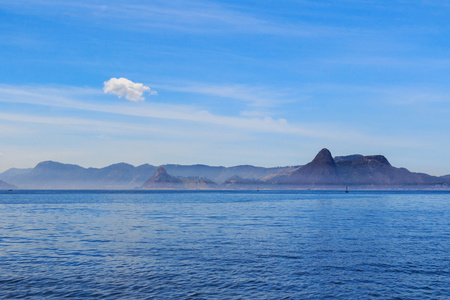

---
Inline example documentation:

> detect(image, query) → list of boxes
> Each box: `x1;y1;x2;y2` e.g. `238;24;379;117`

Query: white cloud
103;77;157;101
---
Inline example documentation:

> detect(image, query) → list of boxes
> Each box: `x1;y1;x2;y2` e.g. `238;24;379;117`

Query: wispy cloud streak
0;0;349;37
154;82;295;108
0;84;316;136
0;84;427;149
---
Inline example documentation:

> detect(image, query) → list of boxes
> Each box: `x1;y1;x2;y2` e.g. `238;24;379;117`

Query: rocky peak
144;167;182;185
154;166;168;176
281;148;340;185
310;148;336;166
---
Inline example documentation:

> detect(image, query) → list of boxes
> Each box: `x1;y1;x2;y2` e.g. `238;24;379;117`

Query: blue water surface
0;190;449;299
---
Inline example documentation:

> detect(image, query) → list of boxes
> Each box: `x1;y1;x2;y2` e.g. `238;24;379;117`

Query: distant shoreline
2;187;450;192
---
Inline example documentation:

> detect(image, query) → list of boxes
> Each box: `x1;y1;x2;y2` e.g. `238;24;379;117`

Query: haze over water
1;190;448;299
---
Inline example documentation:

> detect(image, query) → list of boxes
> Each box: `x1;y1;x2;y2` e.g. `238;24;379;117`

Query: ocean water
0;190;449;299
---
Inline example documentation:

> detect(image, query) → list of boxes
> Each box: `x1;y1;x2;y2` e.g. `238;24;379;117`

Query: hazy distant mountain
182;177;217;189
0;161;289;189
84;163;157;188
0;180;16;190
0;161;87;189
161;164;296;184
222;175;261;188
0;167;32;178
0;161;157;189
141;167;216;189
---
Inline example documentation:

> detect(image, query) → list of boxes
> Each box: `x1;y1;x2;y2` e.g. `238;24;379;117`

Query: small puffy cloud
103;77;157;101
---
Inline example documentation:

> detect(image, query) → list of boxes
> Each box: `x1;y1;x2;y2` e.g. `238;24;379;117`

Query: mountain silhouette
265;148;341;185
265;149;448;187
142;167;182;188
1;149;449;189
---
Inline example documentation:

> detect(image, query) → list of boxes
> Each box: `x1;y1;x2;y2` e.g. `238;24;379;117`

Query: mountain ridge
1;149;449;189
0;161;294;189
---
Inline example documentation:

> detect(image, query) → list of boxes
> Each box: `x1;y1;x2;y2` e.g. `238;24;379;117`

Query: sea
0;190;449;299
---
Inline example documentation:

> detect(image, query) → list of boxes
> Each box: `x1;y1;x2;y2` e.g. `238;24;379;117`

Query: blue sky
1;0;450;175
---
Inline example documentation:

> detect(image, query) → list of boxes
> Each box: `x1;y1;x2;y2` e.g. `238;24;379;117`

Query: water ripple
0;190;449;299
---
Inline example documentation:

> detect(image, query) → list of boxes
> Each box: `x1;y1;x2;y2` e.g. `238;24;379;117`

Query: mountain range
1;148;449;189
0;160;294;189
